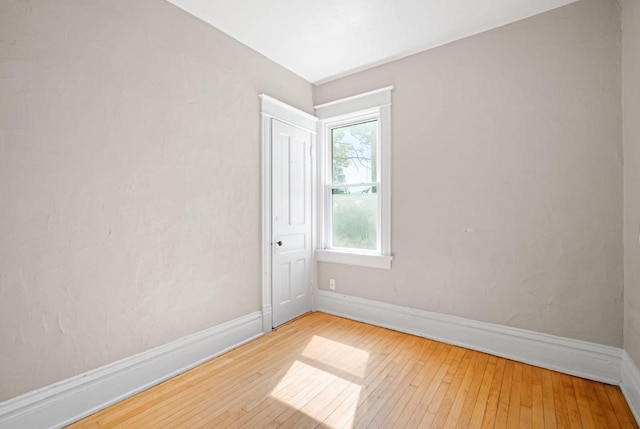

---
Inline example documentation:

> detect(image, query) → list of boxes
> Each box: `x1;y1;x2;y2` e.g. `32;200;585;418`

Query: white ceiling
167;0;578;84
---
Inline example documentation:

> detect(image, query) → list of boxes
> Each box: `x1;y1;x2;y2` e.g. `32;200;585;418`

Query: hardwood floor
68;312;638;428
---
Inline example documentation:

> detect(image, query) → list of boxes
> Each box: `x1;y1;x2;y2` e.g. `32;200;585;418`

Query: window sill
315;249;393;270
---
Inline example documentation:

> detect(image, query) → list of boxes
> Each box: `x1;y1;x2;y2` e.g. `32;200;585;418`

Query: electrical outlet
329;279;336;290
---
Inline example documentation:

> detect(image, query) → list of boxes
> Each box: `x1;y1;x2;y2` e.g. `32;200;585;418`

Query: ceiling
167;0;578;84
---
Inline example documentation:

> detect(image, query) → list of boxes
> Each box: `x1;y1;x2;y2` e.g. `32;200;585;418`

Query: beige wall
315;0;623;347
0;0;313;401
0;0;630;405
623;0;640;366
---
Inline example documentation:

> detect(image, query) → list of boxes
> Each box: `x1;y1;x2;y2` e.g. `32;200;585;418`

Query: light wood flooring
68;312;638;428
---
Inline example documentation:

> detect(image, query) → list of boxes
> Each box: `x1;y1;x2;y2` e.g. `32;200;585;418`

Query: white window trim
315;86;393;270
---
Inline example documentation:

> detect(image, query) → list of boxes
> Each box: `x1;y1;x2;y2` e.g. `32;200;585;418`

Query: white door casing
271;120;313;327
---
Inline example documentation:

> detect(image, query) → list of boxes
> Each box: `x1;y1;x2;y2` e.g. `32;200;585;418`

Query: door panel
279;233;305;253
272;119;312;327
279;263;291;304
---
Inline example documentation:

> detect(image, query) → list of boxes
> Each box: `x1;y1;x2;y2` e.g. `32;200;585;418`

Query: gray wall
623;0;640;367
315;0;623;347
0;0;313;401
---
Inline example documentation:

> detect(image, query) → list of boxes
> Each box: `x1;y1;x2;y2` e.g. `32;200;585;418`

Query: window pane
332;186;377;250
332;120;377;185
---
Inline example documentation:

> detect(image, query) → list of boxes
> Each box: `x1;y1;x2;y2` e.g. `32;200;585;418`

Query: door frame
259;95;318;333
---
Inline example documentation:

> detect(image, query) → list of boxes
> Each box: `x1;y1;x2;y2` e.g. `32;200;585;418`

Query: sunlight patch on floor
301;335;370;378
269;335;371;428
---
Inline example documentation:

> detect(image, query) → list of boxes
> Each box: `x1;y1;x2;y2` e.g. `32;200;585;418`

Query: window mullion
329;182;379;189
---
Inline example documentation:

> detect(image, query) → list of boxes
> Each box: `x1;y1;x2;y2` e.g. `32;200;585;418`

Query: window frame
315;87;393;270
325;111;382;254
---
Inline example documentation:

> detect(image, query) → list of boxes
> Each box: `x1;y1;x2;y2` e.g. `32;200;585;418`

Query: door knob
276;240;283;247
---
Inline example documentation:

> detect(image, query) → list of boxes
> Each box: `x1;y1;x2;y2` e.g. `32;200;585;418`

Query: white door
271;119;313;327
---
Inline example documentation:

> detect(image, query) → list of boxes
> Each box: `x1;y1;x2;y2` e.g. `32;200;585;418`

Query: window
330;118;379;251
315;87;393;269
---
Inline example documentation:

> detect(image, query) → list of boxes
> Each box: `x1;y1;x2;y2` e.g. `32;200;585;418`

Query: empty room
1;0;640;427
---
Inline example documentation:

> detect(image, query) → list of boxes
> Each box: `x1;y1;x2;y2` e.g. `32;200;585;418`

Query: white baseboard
315;290;622;385
622;351;640;424
262;304;273;333
1;294;632;429
0;312;263;429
